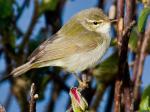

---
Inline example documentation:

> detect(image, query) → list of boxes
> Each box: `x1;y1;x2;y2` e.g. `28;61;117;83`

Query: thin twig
47;82;60;112
1;36;18;62
114;1;125;111
132;32;144;82
122;1;135;112
47;71;70;92
90;83;107;111
15;0;28;21
124;0;135;26
122;63;133;112
104;82;114;112
29;83;38;112
133;22;150;106
13;0;28;37
0;105;6;112
19;0;39;54
122;21;136;37
46;71;69;112
117;0;124;43
98;0;105;9
2;44;18;62
4;92;12;112
114;0;136;111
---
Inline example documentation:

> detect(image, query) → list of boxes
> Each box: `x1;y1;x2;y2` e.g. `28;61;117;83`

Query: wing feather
28;34;59;60
28;31;103;63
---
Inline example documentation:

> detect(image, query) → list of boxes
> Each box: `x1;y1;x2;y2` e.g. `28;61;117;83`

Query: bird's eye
93;21;98;25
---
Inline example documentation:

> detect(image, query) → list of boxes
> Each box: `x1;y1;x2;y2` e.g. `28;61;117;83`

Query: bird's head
76;8;112;35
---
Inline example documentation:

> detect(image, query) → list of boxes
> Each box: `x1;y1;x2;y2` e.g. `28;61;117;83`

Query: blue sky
0;0;150;112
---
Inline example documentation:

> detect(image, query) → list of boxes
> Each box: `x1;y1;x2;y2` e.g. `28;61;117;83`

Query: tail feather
11;61;32;77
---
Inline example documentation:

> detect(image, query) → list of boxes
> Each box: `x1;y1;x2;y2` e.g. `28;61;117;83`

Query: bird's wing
28;34;58;60
28;31;103;63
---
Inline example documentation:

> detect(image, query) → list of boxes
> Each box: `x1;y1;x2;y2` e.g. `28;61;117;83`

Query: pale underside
28;30;110;73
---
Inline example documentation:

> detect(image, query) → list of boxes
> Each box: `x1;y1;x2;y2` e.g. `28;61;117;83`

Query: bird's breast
63;39;110;72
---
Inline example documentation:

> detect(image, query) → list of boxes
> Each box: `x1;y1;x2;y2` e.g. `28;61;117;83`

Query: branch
122;21;136;37
12;0;27;38
1;44;18;62
46;82;60;112
133;22;150;106
47;71;70;92
122;2;136;111
124;0;135;26
116;0;124;42
122;63;134;111
114;1;125;111
98;0;105;9
0;36;18;62
90;83;107;111
19;0;39;54
0;105;6;112
132;32;144;82
114;0;136;111
15;0;28;21
29;83;38;112
4;92;12;112
46;71;70;112
104;83;114;112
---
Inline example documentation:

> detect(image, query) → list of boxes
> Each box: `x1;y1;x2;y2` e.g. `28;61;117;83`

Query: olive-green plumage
11;8;112;77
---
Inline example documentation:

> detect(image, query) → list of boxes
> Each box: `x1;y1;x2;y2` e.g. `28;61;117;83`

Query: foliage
0;0;13;29
93;51;118;83
129;27;139;52
0;0;150;112
138;7;150;32
140;85;150;111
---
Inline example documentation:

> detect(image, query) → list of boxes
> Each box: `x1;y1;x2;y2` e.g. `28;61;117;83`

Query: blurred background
0;0;150;112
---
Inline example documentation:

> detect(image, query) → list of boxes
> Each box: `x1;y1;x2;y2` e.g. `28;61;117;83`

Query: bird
9;8;112;87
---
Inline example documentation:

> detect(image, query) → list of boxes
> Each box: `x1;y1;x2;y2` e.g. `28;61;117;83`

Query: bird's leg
73;73;88;89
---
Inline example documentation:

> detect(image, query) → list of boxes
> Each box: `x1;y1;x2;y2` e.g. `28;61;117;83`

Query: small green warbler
10;8;113;87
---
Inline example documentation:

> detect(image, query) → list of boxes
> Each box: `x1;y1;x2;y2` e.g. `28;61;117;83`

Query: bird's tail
11;61;32;77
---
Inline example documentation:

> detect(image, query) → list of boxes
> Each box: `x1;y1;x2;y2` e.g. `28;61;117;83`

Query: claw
78;80;88;89
73;73;88;89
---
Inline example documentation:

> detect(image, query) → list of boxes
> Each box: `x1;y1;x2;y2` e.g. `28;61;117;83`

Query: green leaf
0;0;12;18
0;0;13;30
128;26;150;54
110;38;117;46
28;28;48;54
40;0;59;13
93;51;118;83
10;33;16;48
37;75;50;100
138;7;150;32
142;85;150;100
129;27;139;53
139;85;150;111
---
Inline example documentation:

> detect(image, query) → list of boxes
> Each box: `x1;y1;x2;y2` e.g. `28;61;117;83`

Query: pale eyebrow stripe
85;19;104;23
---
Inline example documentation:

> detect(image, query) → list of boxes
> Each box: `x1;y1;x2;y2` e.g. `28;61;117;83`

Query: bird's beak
109;19;118;23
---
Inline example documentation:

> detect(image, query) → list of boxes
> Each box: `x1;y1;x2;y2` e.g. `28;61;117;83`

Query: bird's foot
78;79;88;89
73;73;89;89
